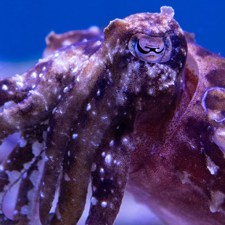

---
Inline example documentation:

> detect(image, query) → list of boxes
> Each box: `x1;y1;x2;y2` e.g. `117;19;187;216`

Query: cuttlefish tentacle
46;52;138;224
39;51;106;224
0;143;34;214
14;150;44;224
87;140;131;225
0;130;45;225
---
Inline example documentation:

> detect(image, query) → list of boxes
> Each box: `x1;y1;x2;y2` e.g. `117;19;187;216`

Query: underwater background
0;0;224;61
0;0;223;225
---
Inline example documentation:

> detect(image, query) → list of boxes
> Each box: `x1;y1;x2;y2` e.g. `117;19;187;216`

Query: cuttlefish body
0;6;224;225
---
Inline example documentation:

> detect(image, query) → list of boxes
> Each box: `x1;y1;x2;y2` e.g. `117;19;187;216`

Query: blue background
0;0;224;61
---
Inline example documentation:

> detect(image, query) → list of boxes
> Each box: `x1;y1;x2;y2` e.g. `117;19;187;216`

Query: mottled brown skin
129;38;225;225
0;6;224;225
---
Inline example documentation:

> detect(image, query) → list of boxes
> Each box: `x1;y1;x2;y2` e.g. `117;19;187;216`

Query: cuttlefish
0;6;224;225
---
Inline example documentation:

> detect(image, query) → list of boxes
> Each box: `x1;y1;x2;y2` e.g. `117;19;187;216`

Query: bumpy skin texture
0;6;224;225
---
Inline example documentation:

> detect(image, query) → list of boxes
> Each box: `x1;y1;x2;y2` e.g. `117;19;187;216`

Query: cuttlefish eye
128;33;172;63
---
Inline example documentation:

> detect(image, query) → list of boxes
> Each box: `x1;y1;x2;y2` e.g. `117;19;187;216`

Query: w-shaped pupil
137;40;164;54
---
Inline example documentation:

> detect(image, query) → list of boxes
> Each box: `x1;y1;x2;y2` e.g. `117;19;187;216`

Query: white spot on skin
109;140;114;147
20;205;29;215
16;80;24;88
40;191;45;198
18;136;27;148
62;40;72;46
101;201;108;208
54;52;59;58
11;74;24;90
100;168;104;174
13;210;18;216
86;103;92;111
0;165;4;171
1;84;8;91
64;173;71;181
101;116;108;121
148;88;155;95
76;76;80;82
105;154;112;166
96;89;101;96
63;86;69;93
91;197;98;205
122;137;129;145
206;155;219;175
72;133;78;139
113;160;121;166
31;71;37;78
95;40;102;46
209;190;225;213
